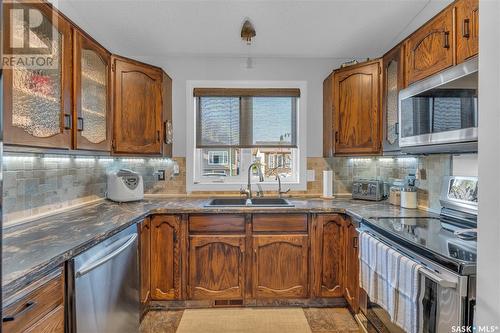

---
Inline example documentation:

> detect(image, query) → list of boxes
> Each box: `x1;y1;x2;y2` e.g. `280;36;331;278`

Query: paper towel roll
323;170;333;198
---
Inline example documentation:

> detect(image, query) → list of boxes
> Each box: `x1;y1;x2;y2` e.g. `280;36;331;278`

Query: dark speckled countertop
2;197;435;304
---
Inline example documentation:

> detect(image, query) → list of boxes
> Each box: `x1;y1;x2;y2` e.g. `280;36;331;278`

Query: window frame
186;80;307;192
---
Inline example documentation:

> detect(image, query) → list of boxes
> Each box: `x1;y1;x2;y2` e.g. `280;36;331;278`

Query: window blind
196;90;298;148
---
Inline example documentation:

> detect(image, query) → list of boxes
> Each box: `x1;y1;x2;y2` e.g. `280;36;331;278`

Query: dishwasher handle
75;233;137;278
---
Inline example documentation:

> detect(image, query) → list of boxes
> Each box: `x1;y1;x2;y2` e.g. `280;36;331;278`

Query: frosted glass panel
81;49;107;143
386;60;398;144
11;7;62;138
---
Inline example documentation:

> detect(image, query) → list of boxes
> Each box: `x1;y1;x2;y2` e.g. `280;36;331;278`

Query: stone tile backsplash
2;153;451;227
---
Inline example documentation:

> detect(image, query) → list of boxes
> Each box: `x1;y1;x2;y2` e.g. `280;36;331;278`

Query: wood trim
193;88;301;97
188;215;246;234
252;214;307;233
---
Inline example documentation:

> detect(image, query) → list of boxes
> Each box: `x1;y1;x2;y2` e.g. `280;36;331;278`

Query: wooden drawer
3;270;64;333
25;305;64;333
189;215;246;233
252;214;308;233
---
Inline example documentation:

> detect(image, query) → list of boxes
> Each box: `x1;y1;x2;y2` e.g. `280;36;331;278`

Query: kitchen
1;0;499;332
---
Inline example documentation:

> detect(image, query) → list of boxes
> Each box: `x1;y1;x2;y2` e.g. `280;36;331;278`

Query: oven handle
419;267;457;289
357;228;458;289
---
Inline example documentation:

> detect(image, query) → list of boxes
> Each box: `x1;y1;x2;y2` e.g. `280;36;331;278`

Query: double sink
205;197;294;207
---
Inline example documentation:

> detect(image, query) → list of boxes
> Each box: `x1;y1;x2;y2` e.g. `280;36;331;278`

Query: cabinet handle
64;114;72;130
443;31;450;49
157;130;161;142
353;236;359;249
77;117;84;132
2;301;37;322
395;122;399;136
335;131;339;143
462;18;470;38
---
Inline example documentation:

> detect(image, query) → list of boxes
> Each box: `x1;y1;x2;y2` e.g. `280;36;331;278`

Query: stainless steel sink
205;197;294;207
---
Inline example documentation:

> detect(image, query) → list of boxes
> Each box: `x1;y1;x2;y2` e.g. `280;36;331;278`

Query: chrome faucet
276;173;290;198
240;162;264;200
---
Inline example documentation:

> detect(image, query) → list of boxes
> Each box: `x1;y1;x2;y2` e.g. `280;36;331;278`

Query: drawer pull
3;301;37;322
443;31;450;49
462;18;470;38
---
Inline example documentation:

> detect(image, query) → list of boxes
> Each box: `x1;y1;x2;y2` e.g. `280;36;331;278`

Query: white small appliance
107;169;144;202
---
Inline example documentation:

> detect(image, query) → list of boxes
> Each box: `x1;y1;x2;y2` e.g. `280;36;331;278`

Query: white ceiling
55;0;452;59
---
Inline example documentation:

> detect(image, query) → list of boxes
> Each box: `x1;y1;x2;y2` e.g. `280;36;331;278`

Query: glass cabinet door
382;45;404;153
74;30;111;151
3;2;72;148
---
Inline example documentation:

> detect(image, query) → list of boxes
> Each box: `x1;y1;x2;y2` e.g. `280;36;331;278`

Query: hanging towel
393;255;423;333
359;232;400;319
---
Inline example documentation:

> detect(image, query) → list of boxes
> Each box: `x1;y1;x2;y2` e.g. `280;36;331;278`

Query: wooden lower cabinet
344;220;360;312
252;235;309;298
2;268;64;333
313;214;345;298
150;215;182;300
139;218;151;305
188;235;246;299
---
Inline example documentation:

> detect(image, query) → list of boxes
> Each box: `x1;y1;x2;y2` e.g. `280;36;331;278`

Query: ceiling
56;0;452;59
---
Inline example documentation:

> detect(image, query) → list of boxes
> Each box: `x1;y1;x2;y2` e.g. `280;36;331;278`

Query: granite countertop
2;197;434;304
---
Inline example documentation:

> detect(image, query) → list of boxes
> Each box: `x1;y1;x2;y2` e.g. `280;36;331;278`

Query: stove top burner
367;216;477;265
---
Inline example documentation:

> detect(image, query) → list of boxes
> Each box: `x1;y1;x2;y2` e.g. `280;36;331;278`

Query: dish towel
393;255;423;333
359;231;422;333
359;232;400;318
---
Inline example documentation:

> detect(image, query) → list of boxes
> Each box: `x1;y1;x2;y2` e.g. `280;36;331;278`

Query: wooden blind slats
193;88;300;97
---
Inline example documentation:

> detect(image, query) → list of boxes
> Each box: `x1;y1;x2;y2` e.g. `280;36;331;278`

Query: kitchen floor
140;307;361;333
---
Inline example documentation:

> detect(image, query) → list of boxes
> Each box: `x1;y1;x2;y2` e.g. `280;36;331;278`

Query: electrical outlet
157;170;166;181
173;162;180;176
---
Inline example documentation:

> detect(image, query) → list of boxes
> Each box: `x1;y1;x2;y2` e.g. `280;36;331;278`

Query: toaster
352;179;385;201
107;169;144;202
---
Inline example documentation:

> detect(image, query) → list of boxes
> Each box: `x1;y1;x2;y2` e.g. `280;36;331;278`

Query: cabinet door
344;221;359;312
455;0;479;64
162;72;173;157
113;57;163;155
313;215;344;298
188;235;245;300
139;218;151;305
24;305;64;333
405;7;454;84
3;2;72;149
150;215;181;300
253;235;308;298
323;72;334;157
333;60;381;155
73;30;111;151
382;45;404;153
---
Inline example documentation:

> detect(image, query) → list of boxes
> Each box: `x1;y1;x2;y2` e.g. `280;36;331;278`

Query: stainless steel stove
358;176;478;333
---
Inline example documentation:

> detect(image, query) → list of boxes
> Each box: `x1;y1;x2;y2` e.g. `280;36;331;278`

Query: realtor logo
2;1;58;69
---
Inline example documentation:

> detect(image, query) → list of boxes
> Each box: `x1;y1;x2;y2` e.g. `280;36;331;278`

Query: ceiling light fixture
241;18;256;69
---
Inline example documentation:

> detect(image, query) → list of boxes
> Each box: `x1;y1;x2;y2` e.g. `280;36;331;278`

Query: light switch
307;169;315;182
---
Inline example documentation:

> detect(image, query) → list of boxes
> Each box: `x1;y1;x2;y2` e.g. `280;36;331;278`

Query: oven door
398;57;478;153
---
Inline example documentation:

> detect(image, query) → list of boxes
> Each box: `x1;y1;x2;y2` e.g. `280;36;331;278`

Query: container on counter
401;187;417;209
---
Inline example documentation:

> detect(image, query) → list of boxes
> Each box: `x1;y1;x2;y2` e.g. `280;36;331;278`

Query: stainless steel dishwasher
72;224;139;333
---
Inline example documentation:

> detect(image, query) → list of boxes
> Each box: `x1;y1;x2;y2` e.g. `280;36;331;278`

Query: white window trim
186;80;307;192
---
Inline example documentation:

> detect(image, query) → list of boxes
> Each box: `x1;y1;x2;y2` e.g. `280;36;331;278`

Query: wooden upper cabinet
150;215;181;300
323;72;334;157
313;214;344;298
382;45;404;153
344;220;359;312
112;56;163;155
405;7;454;84
189;235;246;300
73;30;111;151
455;0;479;63
333;60;382;155
3;1;73;149
252;235;308;298
139;218;151;305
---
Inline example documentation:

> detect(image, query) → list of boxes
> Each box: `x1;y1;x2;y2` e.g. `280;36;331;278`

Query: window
187;82;307;191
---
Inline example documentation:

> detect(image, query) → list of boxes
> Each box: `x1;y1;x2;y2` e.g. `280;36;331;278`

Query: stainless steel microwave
399;57;478;153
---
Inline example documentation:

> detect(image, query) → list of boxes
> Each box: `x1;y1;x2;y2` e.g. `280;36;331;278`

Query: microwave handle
420;267;457;289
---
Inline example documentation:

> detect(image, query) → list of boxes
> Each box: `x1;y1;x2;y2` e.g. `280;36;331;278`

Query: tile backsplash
2;153;451;227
